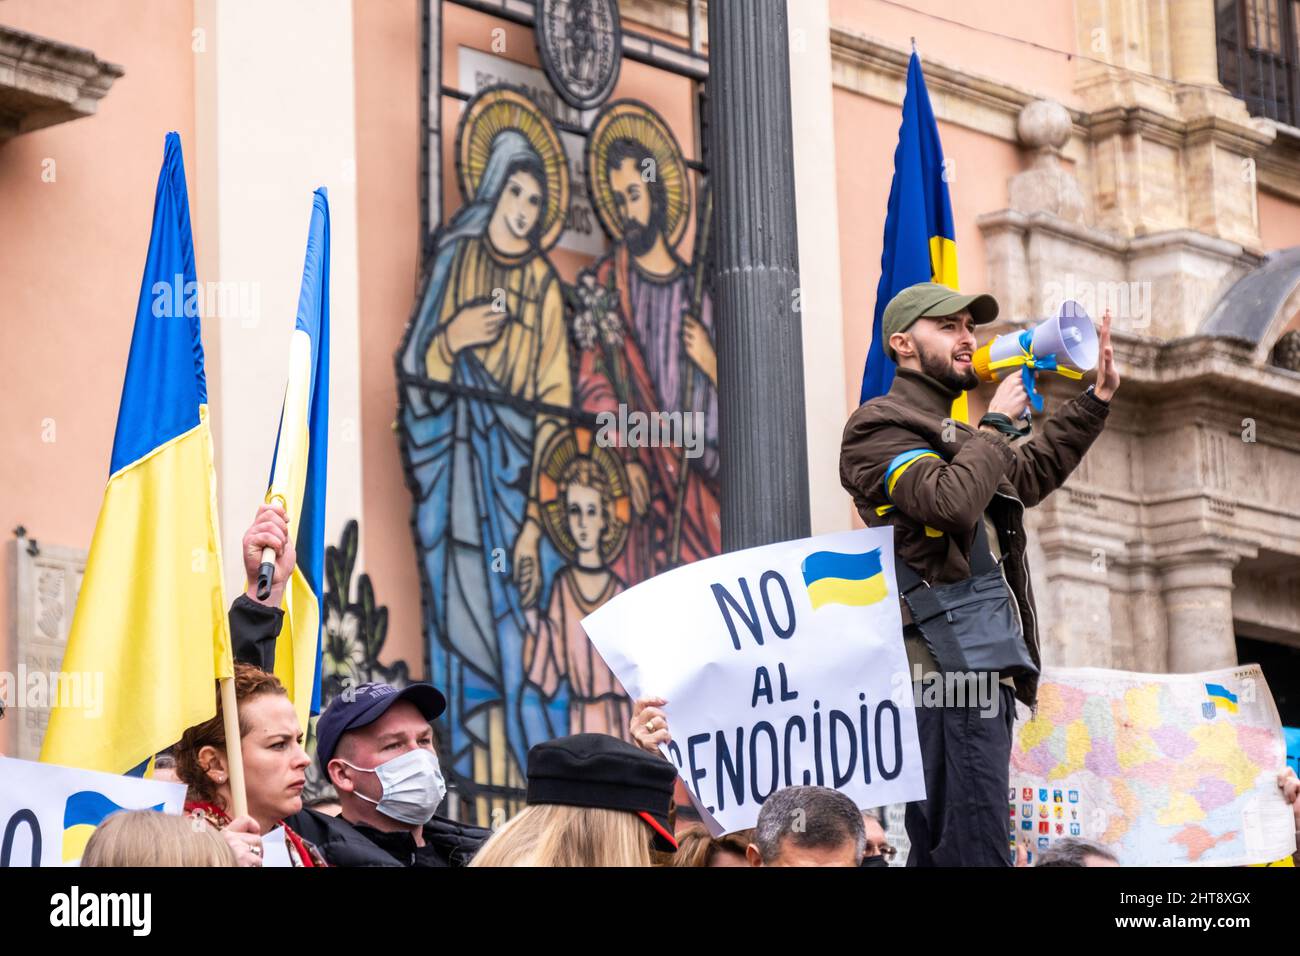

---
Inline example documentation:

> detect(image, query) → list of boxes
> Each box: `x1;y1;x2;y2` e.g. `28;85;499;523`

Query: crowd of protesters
68;497;1300;869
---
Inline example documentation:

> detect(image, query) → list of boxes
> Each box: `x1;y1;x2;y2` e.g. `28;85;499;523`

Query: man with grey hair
1033;837;1120;867
745;786;866;867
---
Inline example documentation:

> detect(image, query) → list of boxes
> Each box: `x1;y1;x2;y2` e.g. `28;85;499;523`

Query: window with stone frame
1216;0;1300;125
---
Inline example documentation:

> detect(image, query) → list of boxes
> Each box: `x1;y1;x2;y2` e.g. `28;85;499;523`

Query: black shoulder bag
894;518;1038;679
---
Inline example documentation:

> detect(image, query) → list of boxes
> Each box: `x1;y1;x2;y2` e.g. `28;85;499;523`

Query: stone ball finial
1018;99;1072;152
1273;329;1300;371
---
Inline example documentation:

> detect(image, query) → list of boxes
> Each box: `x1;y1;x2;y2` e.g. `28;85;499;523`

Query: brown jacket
839;367;1110;707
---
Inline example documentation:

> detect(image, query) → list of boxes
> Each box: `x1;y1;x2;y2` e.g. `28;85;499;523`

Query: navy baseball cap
315;682;446;775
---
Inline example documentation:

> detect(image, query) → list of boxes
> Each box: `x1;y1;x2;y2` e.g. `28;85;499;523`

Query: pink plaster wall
350;0;425;680
0;0;197;684
830;0;1082;109
1259;189;1300;253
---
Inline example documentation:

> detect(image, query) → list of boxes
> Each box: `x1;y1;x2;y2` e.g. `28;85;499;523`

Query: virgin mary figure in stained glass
396;86;571;811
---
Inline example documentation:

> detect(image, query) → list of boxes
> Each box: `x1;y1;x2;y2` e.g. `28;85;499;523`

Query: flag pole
257;331;313;598
219;677;249;817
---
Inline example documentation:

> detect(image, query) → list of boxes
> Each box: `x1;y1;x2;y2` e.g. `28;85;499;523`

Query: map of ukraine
1010;665;1292;866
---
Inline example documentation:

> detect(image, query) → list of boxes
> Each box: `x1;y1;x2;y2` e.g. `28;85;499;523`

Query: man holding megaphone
840;281;1119;867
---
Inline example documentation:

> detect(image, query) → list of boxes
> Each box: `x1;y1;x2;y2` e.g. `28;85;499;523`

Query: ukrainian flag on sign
802;549;888;610
1205;683;1239;714
859;51;965;420
266;188;330;729
62;791;163;863
40;133;233;776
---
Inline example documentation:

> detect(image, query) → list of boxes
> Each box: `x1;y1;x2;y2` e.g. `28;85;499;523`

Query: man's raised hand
1093;308;1119;402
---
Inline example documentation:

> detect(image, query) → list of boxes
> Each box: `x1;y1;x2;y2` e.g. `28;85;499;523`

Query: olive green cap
881;282;999;360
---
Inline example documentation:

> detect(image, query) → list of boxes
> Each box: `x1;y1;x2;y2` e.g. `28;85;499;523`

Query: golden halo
536;430;631;566
458;85;569;252
586;99;689;247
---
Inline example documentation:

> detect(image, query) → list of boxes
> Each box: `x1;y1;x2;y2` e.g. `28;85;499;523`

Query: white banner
0;756;187;867
582;526;925;835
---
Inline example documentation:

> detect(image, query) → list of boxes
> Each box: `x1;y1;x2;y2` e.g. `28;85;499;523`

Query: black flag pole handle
256;551;276;601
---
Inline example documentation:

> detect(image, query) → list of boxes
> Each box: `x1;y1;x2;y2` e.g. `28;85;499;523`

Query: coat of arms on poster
534;0;622;111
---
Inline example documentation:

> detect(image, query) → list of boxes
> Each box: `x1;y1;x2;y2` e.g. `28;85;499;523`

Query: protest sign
1010;665;1296;866
582;526;925;835
0;756;187;866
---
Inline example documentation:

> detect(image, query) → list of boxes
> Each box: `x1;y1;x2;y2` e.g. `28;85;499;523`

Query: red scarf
184;799;323;867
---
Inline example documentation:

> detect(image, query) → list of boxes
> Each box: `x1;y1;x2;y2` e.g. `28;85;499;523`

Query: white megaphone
972;299;1099;413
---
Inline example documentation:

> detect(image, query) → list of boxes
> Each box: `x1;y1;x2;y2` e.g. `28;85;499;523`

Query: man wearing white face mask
282;682;490;867
229;507;488;866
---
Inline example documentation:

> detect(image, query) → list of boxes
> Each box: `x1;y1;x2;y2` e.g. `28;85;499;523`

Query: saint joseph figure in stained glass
576;101;720;585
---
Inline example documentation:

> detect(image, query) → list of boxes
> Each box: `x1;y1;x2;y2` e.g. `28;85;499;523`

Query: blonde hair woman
471;733;678;867
81;810;236;867
472;804;655;867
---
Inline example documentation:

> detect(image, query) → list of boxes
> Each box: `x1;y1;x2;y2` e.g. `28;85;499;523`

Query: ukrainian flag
40;133;233;775
859;51;966;421
62;791;164;863
802;549;888;610
266;188;330;729
1206;683;1239;714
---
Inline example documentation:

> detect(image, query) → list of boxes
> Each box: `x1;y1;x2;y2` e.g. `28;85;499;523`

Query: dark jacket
283;807;489;867
229;593;282;672
839;367;1110;707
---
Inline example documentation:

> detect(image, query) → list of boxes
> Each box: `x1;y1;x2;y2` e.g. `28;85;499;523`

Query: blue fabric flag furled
267;188;330;725
859;51;959;406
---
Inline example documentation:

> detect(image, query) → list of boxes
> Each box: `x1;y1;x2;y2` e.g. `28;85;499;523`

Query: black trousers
905;682;1016;867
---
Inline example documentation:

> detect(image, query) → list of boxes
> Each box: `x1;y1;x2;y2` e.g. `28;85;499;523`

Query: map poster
1010;664;1296;867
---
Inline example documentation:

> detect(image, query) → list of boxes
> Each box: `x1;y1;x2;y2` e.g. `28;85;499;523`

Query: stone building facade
973;3;1300;691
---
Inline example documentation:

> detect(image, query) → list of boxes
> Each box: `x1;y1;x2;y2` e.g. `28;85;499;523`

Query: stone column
786;0;850;535
1169;0;1220;87
1158;551;1240;672
708;0;811;550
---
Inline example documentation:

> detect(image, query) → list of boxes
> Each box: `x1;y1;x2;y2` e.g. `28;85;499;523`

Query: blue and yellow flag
267;188;330;729
62;790;164;863
801;548;888;610
859;51;964;419
1205;683;1239;714
40;132;233;774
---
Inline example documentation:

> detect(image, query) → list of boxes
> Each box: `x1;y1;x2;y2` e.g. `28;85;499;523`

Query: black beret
526;733;679;852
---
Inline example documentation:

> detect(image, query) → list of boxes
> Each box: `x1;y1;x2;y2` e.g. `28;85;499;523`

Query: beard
918;344;979;392
623;218;658;257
